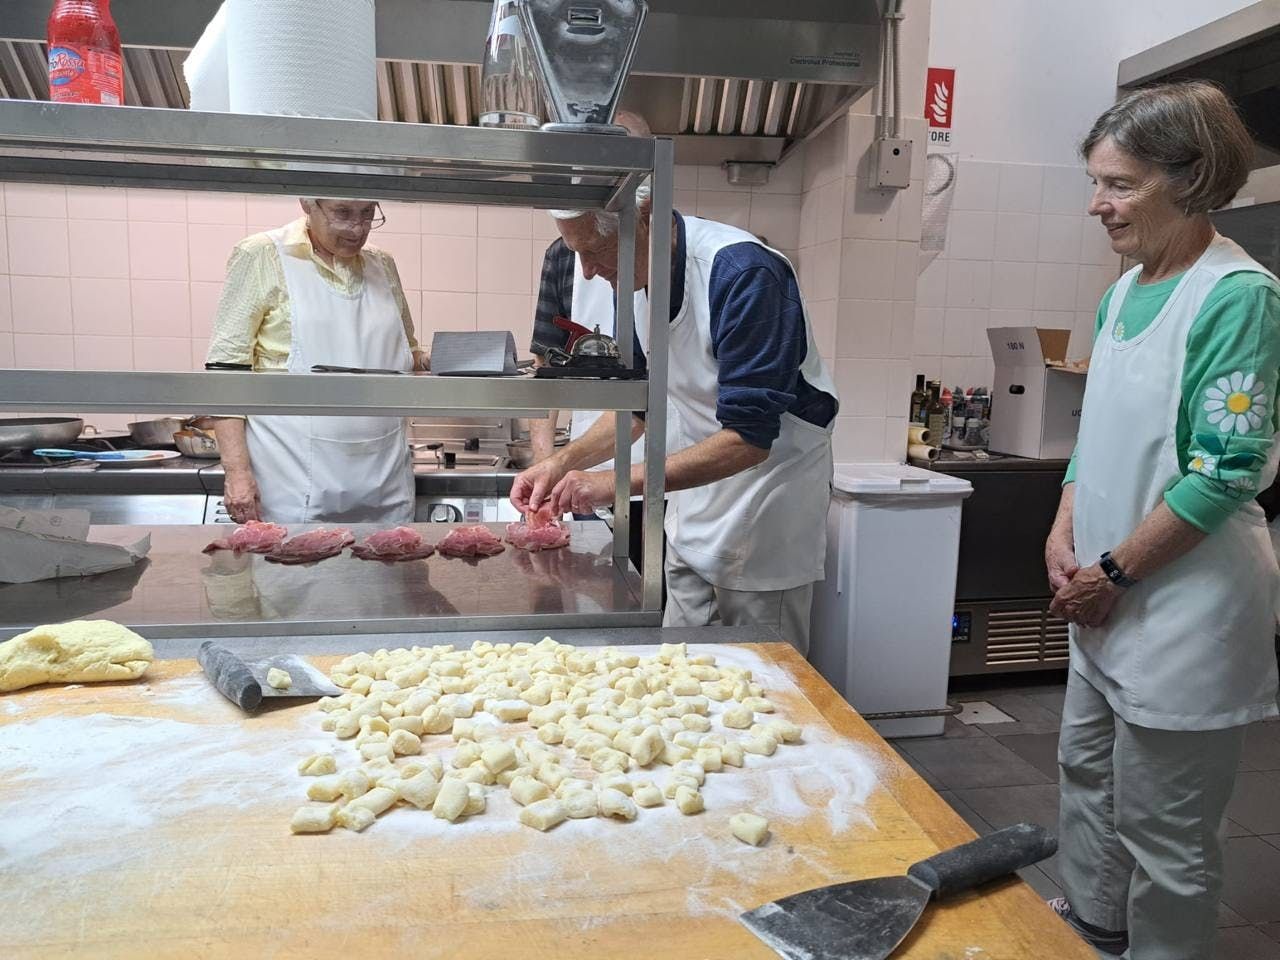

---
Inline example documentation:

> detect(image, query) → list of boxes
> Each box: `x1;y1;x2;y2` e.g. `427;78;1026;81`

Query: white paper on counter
0;507;151;583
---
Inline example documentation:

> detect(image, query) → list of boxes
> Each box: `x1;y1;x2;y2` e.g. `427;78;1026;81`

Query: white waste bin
809;463;972;737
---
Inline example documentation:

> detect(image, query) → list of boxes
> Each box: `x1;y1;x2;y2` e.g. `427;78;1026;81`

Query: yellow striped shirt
204;217;418;371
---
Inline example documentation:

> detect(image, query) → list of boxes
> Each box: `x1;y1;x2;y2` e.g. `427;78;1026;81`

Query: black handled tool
740;823;1057;960
197;642;341;713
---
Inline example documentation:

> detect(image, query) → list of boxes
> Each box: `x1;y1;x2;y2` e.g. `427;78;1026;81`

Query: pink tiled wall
0;162;801;365
914;160;1123;390
0;165;801;428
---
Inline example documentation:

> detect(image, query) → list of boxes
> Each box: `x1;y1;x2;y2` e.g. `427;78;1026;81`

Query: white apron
1071;234;1280;730
646;216;837;592
245;229;414;525
568;255;647;471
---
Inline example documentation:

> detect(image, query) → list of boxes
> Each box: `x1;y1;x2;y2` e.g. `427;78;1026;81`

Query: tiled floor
887;677;1280;960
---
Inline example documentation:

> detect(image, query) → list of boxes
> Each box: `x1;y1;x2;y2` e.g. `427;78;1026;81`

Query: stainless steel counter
149;624;784;660
0;522;650;639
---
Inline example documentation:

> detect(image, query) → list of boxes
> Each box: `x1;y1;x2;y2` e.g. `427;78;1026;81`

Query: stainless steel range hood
1117;1;1280;166
0;0;883;166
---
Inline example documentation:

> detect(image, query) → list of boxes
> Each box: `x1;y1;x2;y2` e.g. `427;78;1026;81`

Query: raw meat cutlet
264;527;355;565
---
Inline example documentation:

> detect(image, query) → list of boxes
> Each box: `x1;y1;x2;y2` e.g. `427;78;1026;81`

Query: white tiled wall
0;166;803;428
914;160;1122;389
798;111;929;464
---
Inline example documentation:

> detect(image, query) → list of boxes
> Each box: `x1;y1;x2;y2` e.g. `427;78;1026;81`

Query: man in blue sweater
510;187;838;654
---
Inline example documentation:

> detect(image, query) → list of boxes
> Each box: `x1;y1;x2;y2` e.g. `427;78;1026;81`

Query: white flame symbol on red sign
930;81;950;126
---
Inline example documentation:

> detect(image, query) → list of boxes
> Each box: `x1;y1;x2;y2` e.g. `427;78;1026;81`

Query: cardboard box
986;327;1086;460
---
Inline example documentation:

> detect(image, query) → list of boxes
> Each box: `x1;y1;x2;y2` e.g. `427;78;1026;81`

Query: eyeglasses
315;200;386;231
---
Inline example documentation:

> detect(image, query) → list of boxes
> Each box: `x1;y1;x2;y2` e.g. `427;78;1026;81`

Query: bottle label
49;45;122;105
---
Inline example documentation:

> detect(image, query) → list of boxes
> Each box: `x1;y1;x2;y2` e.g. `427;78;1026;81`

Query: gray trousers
1058;667;1246;960
662;547;814;655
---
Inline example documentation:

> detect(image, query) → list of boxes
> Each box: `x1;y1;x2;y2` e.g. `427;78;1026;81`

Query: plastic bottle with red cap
47;0;123;105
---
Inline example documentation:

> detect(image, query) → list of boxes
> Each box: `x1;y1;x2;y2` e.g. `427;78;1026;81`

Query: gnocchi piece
763;719;802;744
632;782;664;807
573;732;612;759
669;676;701;697
672;760;707;786
674;785;705;815
388;729;422;756
335;805;376;833
528;702;569;728
333;712;362;739
694;746;723;773
359;741;395;761
681;713;711;733
672;730;704;750
590;747;631;774
305;774;343;802
480;742;517;775
741;696;774;714
389;715;425;736
453;741;483;768
596;773;633;796
663;774;701;799
490;699;532;723
297;753;337;777
658;742;693;765
562;789;599;819
396;771;442;809
421;705;454;735
319;715;339;732
556;777;593;797
536;763;571;791
536;721;565;745
290;803;339;834
432;778;470;821
463;782;488;816
598;787;638;821
336;786;397;831
509;775;551;806
337;769;372;801
266;667;292;690
362;758;398;786
742;735;777;757
627;725;666;767
359;715;391;736
722;704;754;729
730;812;771;846
519;797;568;831
457;762;496;786
438;694;475;719
720;741;745;768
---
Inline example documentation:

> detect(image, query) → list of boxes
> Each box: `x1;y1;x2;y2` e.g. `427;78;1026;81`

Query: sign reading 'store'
926;67;955;145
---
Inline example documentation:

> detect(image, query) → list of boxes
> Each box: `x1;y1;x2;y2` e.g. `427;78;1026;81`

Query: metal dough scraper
740;823;1057;960
197;641;340;712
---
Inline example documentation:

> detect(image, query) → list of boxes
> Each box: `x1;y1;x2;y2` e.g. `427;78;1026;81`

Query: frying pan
0;417;84;450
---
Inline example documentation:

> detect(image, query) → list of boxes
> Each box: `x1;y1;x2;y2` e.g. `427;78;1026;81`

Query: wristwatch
1099;551;1138;589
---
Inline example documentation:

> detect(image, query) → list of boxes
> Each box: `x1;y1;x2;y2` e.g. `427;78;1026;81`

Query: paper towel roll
907;425;931;445
185;2;231;112
227;0;376;120
907;443;939;462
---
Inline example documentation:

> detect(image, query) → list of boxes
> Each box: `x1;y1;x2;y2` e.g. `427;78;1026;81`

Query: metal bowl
128;417;184;448
174;429;221;459
0;416;84;450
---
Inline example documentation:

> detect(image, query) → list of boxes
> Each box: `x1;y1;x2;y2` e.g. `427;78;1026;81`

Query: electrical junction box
874;137;912;189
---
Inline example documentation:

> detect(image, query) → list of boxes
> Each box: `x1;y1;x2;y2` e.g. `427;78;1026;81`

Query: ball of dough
266;667;292;691
0;620;153;692
729;812;770;846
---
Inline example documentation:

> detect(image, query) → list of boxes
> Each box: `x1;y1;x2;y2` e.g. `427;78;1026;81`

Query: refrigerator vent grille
985;606;1070;666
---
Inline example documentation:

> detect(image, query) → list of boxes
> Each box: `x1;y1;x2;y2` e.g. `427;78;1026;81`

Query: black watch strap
1099;551;1138;588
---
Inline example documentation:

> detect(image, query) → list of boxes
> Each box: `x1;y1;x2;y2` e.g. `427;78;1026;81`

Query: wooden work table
0;641;1093;959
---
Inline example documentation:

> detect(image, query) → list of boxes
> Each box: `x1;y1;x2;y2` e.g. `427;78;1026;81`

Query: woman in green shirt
1044;81;1280;959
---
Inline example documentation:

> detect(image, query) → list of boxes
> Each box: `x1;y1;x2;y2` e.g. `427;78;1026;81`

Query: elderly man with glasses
204;198;427;525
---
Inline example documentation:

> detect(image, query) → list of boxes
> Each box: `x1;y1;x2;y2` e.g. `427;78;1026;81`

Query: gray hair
549;178;651;238
1081;80;1253;214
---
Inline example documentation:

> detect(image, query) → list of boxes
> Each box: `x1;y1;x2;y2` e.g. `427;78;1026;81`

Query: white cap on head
548;111;652;232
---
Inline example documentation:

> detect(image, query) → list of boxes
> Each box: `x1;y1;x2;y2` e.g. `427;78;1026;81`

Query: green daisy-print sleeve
1164;274;1280;533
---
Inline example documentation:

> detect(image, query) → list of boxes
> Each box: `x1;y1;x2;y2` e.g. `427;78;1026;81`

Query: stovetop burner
0;436;143;469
